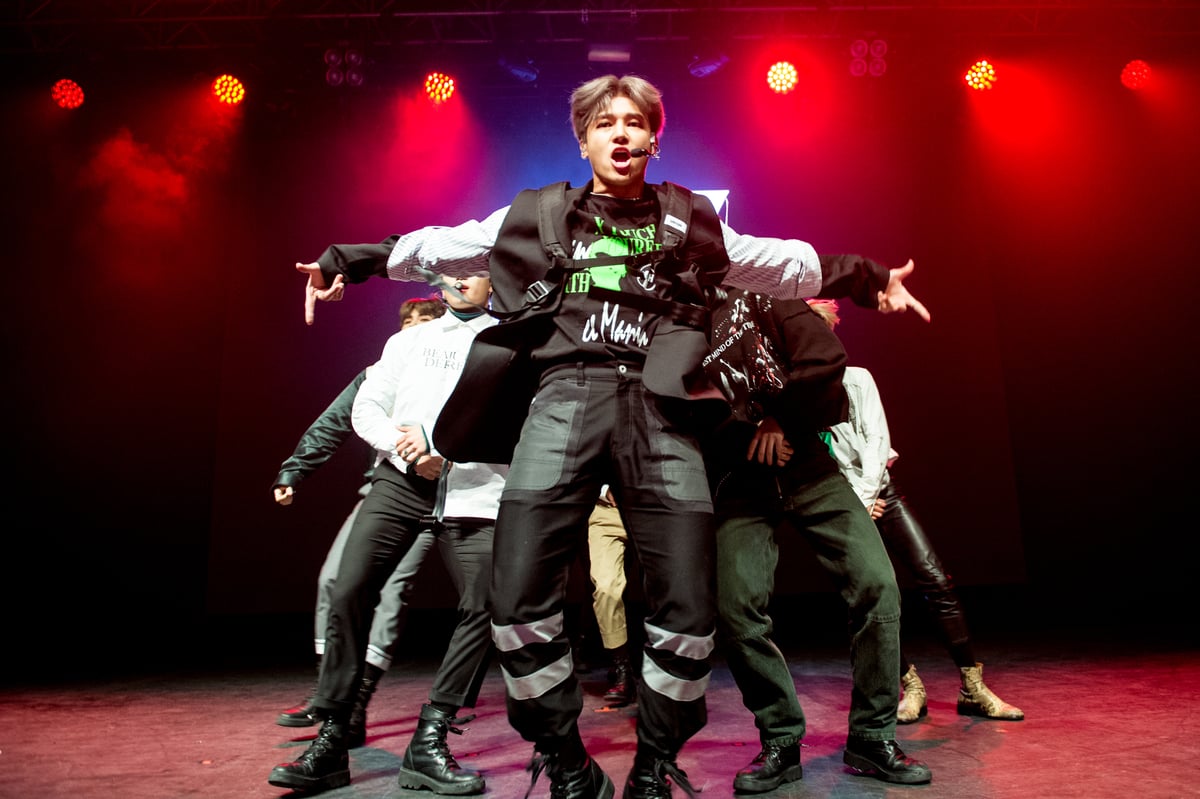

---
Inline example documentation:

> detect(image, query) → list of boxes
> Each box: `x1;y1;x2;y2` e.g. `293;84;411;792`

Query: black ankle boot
604;647;635;706
397;703;485;795
843;738;932;784
623;753;697;799
732;741;802;793
524;730;614;799
345;663;383;748
276;655;322;727
267;715;351;793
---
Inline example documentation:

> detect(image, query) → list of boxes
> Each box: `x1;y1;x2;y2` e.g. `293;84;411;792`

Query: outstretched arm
272;370;367;494
815;253;931;322
720;225;932;322
297;209;507;325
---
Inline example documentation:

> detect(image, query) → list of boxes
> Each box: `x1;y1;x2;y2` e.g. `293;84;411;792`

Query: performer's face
441;274;491;310
580;95;653;199
401;309;438;329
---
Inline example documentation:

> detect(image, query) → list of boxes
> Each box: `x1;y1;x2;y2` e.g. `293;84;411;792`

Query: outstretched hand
297;262;346;326
877;259;931;322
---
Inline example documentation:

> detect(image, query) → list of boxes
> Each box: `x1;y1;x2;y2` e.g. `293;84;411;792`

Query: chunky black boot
277;655;322;727
345;663;383;748
397;703;485;795
603;646;635;707
524;729;614;799
843;738;932;784
267;714;351;793
732;741;802;793
623;752;698;799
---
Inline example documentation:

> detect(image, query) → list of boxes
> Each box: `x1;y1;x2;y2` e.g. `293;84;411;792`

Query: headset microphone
630;148;651;158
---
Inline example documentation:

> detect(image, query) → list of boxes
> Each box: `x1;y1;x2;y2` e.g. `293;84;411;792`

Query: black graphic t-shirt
702;290;787;424
531;192;670;368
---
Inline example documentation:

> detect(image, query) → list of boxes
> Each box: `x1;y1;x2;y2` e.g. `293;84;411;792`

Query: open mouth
612;148;632;165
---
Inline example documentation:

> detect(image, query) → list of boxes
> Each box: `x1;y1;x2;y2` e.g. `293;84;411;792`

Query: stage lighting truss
325;47;365;87
850;39;887;78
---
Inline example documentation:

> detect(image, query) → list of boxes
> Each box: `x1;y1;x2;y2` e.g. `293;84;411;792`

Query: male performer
295;74;928;798
811;300;1023;726
268;276;504;796
273;297;444;731
704;291;931;791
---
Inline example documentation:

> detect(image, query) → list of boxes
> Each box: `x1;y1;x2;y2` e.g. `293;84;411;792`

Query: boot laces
524;751;551;799
301;721;342;763
422;714;467;763
657;759;699;798
427;710;471;740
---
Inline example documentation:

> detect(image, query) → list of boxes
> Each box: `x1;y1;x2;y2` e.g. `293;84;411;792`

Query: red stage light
1121;59;1151;90
51;78;84;109
766;61;798;95
212;74;246;105
965;60;997;91
425;72;456;104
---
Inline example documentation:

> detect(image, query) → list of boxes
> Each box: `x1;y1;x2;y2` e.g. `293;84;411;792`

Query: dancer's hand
296;262;345;325
748;417;793;467
877;259;930;322
868;497;885;520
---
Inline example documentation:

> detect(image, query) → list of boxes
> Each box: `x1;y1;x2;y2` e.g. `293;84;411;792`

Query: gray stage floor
2;626;1197;799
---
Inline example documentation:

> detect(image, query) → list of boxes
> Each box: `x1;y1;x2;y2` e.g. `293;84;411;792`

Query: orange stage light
965;60;997;91
766;61;798;95
212;74;246;105
425;72;456;104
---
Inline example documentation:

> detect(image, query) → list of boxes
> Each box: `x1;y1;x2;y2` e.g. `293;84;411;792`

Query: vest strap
586;286;711;331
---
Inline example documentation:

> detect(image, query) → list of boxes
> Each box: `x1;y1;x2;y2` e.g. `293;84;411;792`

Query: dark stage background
3;4;1197;678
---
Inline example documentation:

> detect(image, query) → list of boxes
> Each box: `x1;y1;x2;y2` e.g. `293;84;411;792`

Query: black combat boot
397;703;485;795
524;728;614;799
267;714;351;793
623;751;698;799
276;655;322;727
345;663;383;748
732;741;802;793
603;646;635;706
843;737;932;784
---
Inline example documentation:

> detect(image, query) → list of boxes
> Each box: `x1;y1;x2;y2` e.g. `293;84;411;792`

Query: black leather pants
874;479;973;664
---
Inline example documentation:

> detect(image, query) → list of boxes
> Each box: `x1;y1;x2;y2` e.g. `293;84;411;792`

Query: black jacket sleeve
816;253;890;308
759;298;849;441
273;370;368;490
316;236;400;286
